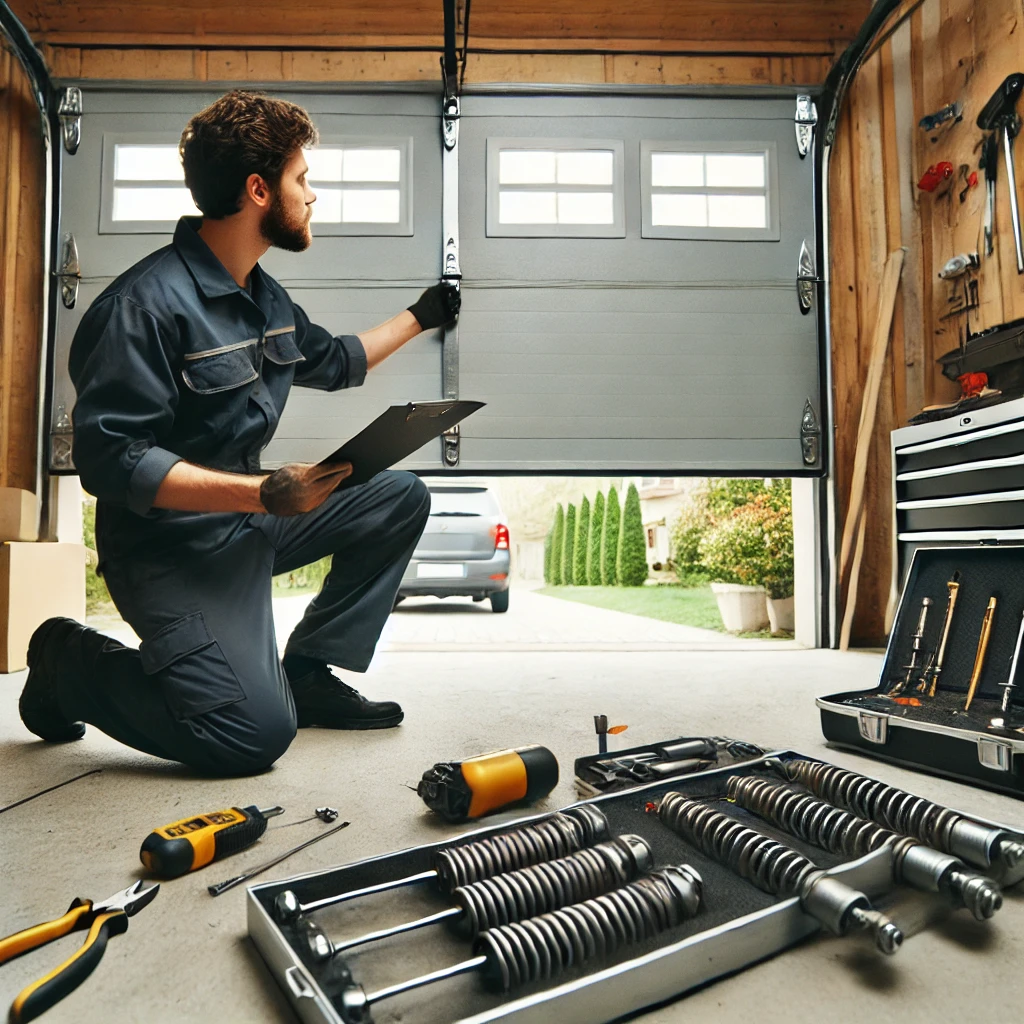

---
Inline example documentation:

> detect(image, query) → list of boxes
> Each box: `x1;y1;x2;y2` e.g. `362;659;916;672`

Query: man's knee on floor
193;700;297;777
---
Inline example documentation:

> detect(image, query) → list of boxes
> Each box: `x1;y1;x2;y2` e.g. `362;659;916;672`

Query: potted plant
698;506;771;632
752;485;794;633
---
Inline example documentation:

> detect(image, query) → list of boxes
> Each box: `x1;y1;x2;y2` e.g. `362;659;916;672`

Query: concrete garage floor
1;587;1023;1023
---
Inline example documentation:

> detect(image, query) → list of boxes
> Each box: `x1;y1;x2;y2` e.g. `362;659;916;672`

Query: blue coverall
62;217;429;775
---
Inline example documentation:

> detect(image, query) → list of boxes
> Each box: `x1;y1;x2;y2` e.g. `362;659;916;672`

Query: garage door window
486;138;626;238
640;141;780;241
100;135;412;236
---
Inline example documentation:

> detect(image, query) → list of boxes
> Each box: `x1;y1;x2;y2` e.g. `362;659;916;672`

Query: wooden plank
9;1;871;46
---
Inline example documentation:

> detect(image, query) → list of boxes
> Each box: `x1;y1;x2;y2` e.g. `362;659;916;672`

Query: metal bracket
440;89;461;466
58;86;83;155
442;423;461;467
977;737;1013;772
857;710;889;745
795;94;817;159
49;403;74;471
796;238;819;314
800;399;821;466
57;233;81;310
442;95;460;152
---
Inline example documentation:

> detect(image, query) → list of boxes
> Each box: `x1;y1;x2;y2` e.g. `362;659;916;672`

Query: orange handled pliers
0;880;159;1023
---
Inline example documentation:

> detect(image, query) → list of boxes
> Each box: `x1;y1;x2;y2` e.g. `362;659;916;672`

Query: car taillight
492;523;510;550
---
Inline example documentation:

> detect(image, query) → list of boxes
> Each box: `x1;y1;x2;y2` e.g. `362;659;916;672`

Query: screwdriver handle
140;805;283;878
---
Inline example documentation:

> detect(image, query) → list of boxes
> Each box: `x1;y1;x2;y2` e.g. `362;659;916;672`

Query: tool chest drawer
246;752;1023;1024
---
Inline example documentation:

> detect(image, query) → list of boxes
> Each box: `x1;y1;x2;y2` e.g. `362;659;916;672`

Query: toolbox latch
284;966;317;1001
977;737;1013;772
857;710;888;745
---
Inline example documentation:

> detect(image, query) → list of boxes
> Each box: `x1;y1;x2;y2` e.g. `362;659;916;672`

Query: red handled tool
917;161;954;193
0;881;159;1023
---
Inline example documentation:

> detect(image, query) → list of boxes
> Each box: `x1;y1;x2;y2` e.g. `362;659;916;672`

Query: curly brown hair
179;91;318;219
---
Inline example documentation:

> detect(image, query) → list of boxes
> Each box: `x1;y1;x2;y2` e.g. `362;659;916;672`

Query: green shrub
573;496;590;585
670;502;712;579
543;526;553;584
752;482;794;599
704;478;769;517
587;492;605;585
601;487;620;585
82;500;113;613
617;483;648;587
550;505;564;585
562;503;576;586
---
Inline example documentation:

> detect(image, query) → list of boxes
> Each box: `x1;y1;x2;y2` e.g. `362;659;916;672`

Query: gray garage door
48;87;822;477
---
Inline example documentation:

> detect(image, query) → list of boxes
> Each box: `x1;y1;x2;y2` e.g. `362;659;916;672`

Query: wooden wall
830;0;1024;644
0;44;45;495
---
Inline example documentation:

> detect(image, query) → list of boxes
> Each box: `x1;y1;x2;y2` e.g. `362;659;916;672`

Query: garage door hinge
440;93;462;468
800;399;821;466
50;404;74;471
796;239;820;314
58;86;83;155
795;94;817;159
57;233;81;310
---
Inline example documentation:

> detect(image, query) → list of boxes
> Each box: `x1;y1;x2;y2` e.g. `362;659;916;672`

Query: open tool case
819;545;1024;796
246;750;1024;1024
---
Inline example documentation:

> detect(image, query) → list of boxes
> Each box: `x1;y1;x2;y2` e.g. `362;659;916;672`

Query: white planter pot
766;595;795;634
710;582;769;632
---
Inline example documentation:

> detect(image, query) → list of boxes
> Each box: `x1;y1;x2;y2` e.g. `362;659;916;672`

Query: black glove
260;462;352;517
408;283;461;331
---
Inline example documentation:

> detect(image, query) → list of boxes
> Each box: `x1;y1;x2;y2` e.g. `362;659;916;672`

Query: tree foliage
562;503;576;586
549;504;564;585
616;483;648;586
573;496;590;584
587;491;605;585
601;487;621;585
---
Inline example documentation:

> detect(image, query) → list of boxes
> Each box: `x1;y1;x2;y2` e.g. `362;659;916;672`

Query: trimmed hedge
617;482;648;586
587;491;605;585
573;496;590;585
549;504;564;585
562;502;576;586
601;487;620;585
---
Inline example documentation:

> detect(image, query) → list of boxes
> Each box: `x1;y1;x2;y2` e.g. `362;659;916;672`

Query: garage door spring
728;776;1001;920
304;834;654;962
274;805;609;924
772;758;1024;873
656;792;902;954
336;865;703;1021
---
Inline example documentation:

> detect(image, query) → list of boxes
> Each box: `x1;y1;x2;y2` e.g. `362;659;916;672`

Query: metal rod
207;820;350;896
290;869;438;916
965;597;998;711
918;572;960;696
331;906;462;957
1001;609;1024;714
365;955;488;1006
889;597;932;695
0;769;102;814
1004;127;1024;273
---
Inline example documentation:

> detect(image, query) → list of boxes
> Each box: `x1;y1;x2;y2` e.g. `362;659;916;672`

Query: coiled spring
779;759;963;852
658;792;815;896
453;835;651;937
727;775;1003;921
474;865;703;992
435;805;609;892
728;775;893;857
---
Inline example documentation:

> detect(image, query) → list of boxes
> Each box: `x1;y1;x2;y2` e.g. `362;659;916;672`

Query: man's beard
260;192;311;252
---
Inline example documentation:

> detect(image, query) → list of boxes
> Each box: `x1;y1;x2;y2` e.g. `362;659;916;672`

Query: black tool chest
247;751;1023;1024
819;399;1024;795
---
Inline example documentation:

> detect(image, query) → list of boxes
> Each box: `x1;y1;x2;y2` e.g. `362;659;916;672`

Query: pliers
0;880;159;1023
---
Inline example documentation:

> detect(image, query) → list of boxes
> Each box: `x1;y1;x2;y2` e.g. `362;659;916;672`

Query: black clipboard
318;400;485;487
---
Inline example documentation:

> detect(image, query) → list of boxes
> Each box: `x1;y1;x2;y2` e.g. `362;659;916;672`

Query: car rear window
428;487;499;516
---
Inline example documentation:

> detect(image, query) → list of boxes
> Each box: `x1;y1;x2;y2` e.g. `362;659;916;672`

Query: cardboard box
0;542;86;672
0;488;37;542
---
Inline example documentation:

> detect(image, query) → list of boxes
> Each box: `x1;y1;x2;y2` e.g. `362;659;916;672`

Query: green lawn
538;584;725;631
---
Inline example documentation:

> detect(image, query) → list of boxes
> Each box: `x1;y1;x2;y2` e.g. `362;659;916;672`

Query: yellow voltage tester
140;805;284;878
417;745;559;822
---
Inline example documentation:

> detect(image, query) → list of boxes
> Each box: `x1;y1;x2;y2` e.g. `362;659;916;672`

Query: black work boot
20;617;89;742
286;662;403;730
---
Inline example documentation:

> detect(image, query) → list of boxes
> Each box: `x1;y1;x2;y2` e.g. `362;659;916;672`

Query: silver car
397;481;511;612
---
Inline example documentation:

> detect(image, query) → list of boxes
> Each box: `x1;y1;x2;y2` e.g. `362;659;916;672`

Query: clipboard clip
405;402;457;422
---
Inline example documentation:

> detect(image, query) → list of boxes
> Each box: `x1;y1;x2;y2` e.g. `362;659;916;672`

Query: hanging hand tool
917;161;954;193
140;804;284;879
417;745;559;822
889;597;933;696
919;101;963;134
964;597;998;711
990;609;1024;731
916;571;961;696
208;819;350;896
0;881;159;1024
981;131;999;257
939;252;980;279
978;73;1024;272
